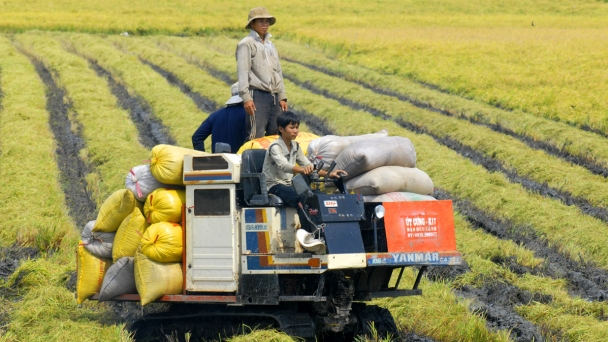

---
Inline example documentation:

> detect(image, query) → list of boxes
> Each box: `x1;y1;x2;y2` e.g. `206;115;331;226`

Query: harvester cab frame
92;151;462;339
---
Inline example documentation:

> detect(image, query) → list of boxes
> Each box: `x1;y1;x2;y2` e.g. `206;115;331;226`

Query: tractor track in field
282;58;608;177
22;51;96;230
285;75;608;225
88;59;175;148
139;58;219;114
433;188;608;302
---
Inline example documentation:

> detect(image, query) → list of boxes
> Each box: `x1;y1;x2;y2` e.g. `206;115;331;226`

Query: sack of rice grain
307;130;388;170
334;136;416;180
81;220;115;259
134;249;182;305
143;188;185;224
237;132;319;155
140;222;183;263
112;207;149;262
93;189;140;233
76;244;111;304
150;144;207;185
363;192;436;203
98;257;137;301
126;164;172;202
346;166;433;196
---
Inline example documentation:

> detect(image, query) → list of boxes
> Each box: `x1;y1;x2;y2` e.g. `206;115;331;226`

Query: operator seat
240;149;284;207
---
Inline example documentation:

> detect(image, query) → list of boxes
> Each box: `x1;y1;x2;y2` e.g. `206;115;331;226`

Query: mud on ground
88;59;175;149
0;246;39;334
27;54;97;229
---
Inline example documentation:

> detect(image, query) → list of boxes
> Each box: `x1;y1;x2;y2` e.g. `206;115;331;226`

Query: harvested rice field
1;1;608;341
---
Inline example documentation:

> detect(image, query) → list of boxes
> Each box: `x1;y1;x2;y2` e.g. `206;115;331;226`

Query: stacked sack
307;131;435;201
76;144;204;305
237;132;319;155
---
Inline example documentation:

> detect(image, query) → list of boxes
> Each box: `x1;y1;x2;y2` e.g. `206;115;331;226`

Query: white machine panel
185;184;239;292
183;153;241;184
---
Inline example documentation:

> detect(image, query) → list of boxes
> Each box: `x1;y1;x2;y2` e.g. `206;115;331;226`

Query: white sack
98;257;137;301
307;130;388;170
363;192;436;203
81;220;115;259
126;164;170;202
346;166;433;196
335;136;416;180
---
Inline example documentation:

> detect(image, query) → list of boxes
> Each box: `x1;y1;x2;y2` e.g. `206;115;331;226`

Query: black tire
352;303;400;341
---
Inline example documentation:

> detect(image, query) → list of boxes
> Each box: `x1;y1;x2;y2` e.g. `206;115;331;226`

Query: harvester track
88;59;175;148
23;51;96;229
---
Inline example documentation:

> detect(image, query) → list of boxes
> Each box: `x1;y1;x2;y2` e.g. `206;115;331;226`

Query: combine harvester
88;145;462;339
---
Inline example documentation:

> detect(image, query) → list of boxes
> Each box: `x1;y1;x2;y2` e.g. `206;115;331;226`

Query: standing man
236;6;288;139
192;83;248;153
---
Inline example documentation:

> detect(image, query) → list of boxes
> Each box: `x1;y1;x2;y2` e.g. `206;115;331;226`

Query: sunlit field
1;1;608;341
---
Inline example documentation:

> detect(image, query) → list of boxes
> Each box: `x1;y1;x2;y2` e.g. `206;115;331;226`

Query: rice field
1;1;608;341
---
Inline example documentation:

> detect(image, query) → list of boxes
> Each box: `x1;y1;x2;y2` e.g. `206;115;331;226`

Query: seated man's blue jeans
268;184;305;208
269;184;314;232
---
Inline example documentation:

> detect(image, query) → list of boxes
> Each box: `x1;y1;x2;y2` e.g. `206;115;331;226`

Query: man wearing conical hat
236;7;288;140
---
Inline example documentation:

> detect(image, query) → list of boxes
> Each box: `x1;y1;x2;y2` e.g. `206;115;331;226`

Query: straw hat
225;82;242;105
245;7;276;29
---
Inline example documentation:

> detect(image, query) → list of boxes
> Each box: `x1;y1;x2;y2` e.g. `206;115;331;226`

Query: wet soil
139;59;219;114
25;53;97;229
433;188;608;302
88;59;175;148
285;75;608;225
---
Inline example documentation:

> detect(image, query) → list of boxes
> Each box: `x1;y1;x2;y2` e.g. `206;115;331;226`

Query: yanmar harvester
92;149;462;339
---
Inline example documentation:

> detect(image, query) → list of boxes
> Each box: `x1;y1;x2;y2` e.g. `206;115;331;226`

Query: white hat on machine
296;229;326;255
225;82;243;105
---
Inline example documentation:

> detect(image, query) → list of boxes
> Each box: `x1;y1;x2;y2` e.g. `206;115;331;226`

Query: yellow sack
140;222;183;263
134;249;182;305
112;207;149;262
237;132;319;155
93;189;138;232
76;243;111;304
150;144;207;185
144;188;185;224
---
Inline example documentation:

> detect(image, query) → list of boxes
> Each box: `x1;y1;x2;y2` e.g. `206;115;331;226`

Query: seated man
262;111;346;209
192;82;248;153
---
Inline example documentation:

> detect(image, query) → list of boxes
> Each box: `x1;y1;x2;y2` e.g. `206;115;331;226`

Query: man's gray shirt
236;30;287;103
262;137;311;190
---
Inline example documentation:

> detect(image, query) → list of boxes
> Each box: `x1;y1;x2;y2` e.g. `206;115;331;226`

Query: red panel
384;200;457;253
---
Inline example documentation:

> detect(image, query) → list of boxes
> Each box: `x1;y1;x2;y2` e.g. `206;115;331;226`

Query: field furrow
268;39;608;172
0;36;75;246
0;34;128;342
273;38;608;151
88;59;174;149
63;33;206;148
16;33;149;207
